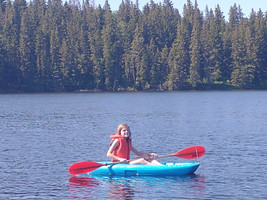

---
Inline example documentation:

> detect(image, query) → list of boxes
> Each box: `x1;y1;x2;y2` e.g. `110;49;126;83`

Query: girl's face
120;127;130;138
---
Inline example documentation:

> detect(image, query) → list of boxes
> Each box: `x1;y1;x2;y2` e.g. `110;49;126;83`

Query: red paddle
68;145;205;175
68;161;118;175
158;145;205;159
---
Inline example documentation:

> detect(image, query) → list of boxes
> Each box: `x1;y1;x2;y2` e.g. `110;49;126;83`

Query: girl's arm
106;139;127;162
131;146;155;158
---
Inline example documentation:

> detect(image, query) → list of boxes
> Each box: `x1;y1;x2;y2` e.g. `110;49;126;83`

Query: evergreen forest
0;0;267;93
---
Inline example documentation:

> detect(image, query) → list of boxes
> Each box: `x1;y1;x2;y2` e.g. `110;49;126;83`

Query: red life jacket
110;134;132;162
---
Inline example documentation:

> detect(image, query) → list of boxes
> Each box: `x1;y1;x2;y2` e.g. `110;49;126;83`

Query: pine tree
19;7;37;91
189;1;202;88
231;21;246;87
253;10;267;87
201;5;224;84
2;0;27;91
117;0;140;90
102;1;122;91
35;2;52;92
60;2;83;91
76;2;94;90
148;38;160;89
128;24;144;90
228;4;243;31
46;0;65;91
145;2;162;49
88;5;105;90
166;18;190;90
161;0;179;49
221;21;232;83
137;47;149;90
159;45;169;86
183;0;194;38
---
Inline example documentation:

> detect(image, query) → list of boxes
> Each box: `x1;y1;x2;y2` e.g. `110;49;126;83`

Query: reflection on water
68;174;206;200
69;176;100;187
68;176;100;199
108;177;135;200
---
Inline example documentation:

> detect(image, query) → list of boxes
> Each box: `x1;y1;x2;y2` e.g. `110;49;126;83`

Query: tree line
0;0;267;93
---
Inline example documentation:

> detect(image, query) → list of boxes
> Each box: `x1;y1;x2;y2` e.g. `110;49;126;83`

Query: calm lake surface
1;91;267;199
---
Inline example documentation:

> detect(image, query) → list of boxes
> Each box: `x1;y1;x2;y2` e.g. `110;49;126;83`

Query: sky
94;0;267;18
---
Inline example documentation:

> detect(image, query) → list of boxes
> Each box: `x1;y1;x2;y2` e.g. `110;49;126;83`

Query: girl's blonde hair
116;124;131;138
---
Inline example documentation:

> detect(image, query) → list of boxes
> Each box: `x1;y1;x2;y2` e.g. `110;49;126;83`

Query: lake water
0;91;267;199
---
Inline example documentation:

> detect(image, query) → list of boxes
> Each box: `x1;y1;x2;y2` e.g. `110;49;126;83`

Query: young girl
107;124;162;165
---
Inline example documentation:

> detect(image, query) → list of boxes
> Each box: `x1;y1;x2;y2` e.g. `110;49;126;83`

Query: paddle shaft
157;154;174;158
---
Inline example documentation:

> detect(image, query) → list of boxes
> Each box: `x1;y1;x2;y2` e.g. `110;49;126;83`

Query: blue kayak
79;162;199;176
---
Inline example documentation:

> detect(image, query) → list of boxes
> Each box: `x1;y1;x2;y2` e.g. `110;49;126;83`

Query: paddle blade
173;146;205;159
68;161;104;175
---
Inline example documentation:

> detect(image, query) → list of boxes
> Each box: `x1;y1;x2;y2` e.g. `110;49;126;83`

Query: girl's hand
143;152;158;158
119;158;128;163
149;153;158;158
